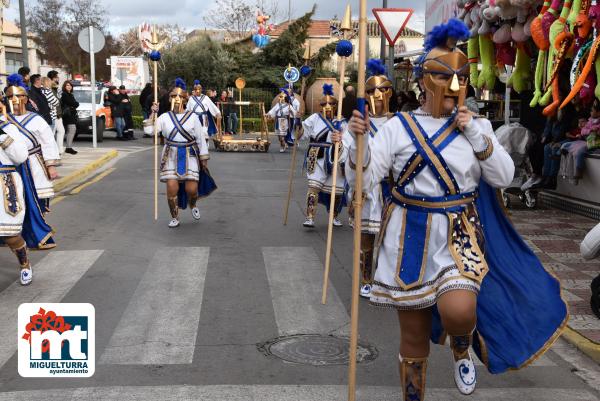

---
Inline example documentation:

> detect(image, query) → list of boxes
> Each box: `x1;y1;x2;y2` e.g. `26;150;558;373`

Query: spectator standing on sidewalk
60;80;79;155
17;67;30;85
219;90;237;134
119;85;136;140
107;86;126;140
47;70;66;155
41;77;60;129
140;82;152;120
28;75;53;125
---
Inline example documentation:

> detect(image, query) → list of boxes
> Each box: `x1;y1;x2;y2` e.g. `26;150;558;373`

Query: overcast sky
8;0;425;35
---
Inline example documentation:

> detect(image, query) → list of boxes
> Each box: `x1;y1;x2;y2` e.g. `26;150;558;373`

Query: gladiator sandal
167;197;180;228
399;355;427;401
10;241;32;286
303;190;318;227
450;333;477;395
189;194;201;221
332;195;344;227
359;233;375;297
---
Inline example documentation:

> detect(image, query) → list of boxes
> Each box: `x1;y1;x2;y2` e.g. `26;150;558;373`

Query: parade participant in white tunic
186;80;221;139
0;116;34;285
346;59;395;298
265;89;298;152
297;84;348;228
344;20;517;399
157;78;216;228
3;75;60;211
290;90;302;144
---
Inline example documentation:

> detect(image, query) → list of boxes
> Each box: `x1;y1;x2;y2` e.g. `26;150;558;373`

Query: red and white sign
372;8;414;46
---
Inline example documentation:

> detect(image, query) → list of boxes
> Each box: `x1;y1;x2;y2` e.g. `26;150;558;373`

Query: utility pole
288;0;291;22
19;0;29;68
379;0;387;62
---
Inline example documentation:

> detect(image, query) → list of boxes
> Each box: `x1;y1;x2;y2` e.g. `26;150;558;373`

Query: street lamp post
380;0;387;62
18;0;28;68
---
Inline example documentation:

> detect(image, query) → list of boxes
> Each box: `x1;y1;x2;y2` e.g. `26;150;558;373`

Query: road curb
54;150;119;193
562;325;600;363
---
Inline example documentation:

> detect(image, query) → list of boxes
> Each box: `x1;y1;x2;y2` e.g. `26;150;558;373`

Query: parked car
72;86;114;142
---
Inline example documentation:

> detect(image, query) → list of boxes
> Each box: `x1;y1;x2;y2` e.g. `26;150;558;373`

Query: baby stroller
494;123;538;209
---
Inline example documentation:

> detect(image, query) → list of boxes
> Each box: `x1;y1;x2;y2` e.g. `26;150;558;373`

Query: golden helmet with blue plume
320;84;337;120
5;74;29;115
170;78;188;113
366;59;393;117
416;19;470;118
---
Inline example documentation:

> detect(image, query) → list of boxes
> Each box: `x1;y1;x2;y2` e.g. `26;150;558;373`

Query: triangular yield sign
372;8;414;46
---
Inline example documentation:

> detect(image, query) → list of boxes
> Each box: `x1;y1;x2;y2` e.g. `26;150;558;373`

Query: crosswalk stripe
0;385;596;401
263;247;349;336
0;250;103;370
100;247;210;365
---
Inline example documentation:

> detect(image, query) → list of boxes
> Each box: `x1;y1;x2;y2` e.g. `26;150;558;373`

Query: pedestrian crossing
0;385;596;401
0;247;598;400
100;247;210;365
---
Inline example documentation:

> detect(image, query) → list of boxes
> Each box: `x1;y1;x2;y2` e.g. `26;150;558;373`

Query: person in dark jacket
341;85;356;120
139;83;152;119
60;80;79;155
28;74;53;125
107;86;126;140
119;85;135;140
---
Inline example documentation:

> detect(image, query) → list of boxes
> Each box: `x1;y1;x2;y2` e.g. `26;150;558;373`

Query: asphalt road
0;137;599;400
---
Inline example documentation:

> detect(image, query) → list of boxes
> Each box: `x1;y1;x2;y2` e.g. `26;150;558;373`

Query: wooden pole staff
322;5;352;305
348;0;367;399
150;25;160;222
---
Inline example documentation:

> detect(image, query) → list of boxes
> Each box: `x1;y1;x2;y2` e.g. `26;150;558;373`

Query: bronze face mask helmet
4;74;29;116
192;79;202;97
278;90;288;104
417;19;470;118
170;78;188;113
366;59;393;117
320;84;338;120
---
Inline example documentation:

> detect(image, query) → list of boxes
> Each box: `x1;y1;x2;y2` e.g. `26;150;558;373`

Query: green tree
25;0;120;79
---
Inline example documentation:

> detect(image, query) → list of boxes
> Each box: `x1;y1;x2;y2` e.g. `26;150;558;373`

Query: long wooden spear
322;5;353;305
149;25;162;221
348;1;367;399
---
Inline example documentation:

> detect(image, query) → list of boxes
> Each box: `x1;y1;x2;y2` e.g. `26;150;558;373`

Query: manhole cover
257;334;378;366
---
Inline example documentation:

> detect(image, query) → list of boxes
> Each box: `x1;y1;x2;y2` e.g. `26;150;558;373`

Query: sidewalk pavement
54;147;118;192
510;204;600;362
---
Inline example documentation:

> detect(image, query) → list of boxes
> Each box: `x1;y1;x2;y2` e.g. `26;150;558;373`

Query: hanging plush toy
540;0;574;112
530;0;552;106
561;2;600;108
507;43;533;92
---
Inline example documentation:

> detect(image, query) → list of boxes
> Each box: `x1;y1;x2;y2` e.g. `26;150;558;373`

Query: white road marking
100;247;210;364
0;385;596;401
263;247;349;336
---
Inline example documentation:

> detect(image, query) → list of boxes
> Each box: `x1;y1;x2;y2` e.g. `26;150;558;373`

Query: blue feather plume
7;73;27;89
424;19;470;51
193;79;201;86
174;77;187;90
367;59;387;77
322;84;334;96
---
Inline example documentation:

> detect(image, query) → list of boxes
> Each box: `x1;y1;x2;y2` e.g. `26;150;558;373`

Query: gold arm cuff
475;136;494;161
198;155;210;161
45;159;61;167
0;136;14;149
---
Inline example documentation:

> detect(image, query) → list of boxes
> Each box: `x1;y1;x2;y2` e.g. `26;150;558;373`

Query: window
6;52;23;75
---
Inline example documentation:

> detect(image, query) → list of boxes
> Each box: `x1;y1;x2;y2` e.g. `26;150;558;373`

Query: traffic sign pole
89;26;97;148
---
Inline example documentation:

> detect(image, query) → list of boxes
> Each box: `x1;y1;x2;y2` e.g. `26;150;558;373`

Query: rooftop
270;19;424;39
